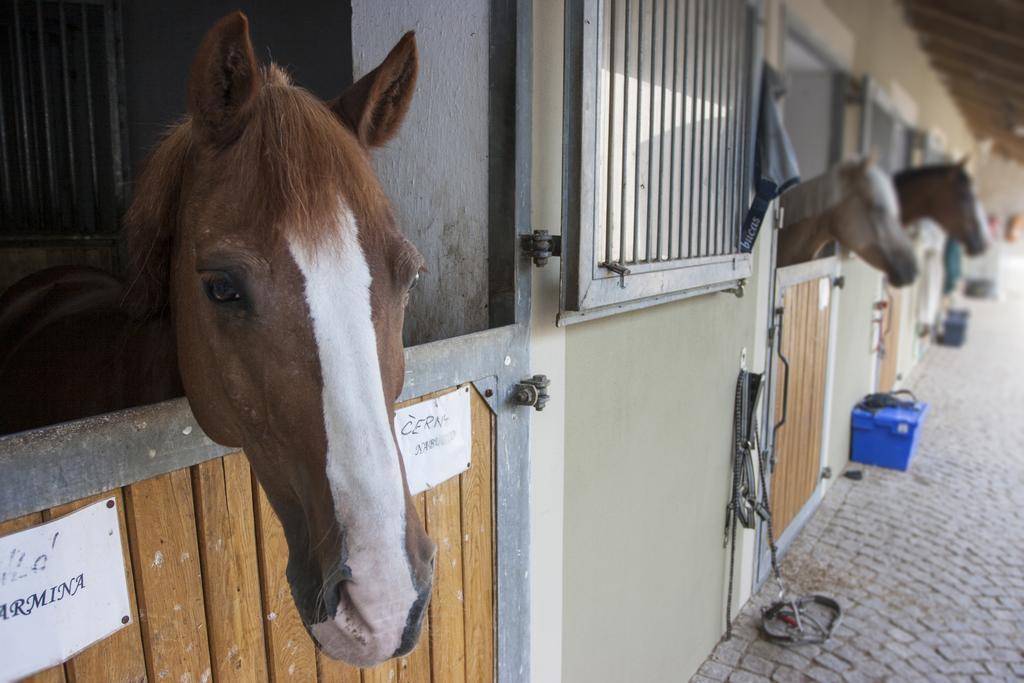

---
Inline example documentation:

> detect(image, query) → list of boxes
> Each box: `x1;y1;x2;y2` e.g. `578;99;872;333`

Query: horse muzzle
886;251;919;288
310;548;435;666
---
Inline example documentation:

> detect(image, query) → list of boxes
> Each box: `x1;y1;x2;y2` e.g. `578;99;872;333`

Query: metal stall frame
0;0;534;679
858;75;914;172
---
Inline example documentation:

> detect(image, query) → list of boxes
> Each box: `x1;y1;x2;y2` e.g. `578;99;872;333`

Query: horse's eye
204;274;241;303
408;272;420;291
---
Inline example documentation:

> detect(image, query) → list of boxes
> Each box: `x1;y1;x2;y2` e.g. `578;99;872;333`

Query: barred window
0;0;125;238
562;0;761;320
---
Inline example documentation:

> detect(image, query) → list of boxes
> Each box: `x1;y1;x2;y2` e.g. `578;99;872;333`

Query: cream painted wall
824;256;883;477
561;268;766;682
784;0;854;68
975;149;1024;218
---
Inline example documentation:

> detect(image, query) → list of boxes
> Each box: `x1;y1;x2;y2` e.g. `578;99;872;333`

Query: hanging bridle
724;369;842;645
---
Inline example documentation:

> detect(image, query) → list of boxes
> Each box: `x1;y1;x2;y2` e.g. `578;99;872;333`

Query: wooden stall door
770;277;832;537
877;286;902;393
13;385;496;683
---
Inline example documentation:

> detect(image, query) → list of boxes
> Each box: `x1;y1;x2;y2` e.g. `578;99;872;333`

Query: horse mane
780;159;904;230
122;65;393;319
780;160;858;227
893;163;970;189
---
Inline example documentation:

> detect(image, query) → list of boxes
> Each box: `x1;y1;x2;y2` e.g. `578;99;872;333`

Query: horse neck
777;212;836;267
896;173;941;225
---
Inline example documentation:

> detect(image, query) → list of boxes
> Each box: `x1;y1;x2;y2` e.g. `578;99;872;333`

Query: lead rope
724;369;754;640
724;374;742;639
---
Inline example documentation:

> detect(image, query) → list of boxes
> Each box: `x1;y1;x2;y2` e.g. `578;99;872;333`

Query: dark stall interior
0;0;353;431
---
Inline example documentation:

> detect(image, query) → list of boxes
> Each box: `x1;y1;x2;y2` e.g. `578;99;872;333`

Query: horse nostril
320;572;346;619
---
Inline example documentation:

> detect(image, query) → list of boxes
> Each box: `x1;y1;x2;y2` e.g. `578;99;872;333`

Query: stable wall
824;257;883;477
975;149;1024;218
533;1;976;681
532;2;775;681
560;264;767;682
823;0;976;158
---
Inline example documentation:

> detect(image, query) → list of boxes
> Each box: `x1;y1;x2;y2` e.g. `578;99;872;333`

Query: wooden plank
361;661;398;683
776;282;805;530
47;491;146;683
252;477;319;682
192;454;268;682
0;513;66;683
316;652;362;683
397;493;432;683
460;388;495;683
425;474;467;683
789;282;806;528
772;278;833;534
125;469;212;683
810;284;827;491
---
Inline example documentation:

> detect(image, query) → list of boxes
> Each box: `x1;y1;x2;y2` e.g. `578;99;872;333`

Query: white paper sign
395;385;473;494
0;498;131;682
819;276;831;310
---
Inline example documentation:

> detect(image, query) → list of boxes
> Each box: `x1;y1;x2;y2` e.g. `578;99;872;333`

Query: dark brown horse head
123;13;434;666
894;158;987;256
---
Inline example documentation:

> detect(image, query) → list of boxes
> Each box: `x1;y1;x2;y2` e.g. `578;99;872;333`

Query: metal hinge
832;275;846;289
520;230;561;267
513;374;551;411
821;466;833;480
721;279;746;298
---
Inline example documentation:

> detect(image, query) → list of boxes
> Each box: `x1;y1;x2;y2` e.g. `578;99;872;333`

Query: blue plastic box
938;309;969;347
850;401;929;471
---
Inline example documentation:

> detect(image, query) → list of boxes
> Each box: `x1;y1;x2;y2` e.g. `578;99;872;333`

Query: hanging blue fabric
739;64;801;253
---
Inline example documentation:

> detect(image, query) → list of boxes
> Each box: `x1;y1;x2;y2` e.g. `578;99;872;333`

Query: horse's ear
122;124;192;319
187;12;261;145
333;32;418;148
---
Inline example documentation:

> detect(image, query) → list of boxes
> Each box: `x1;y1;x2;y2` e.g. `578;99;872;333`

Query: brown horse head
123;13;434;666
778;158;918;287
894;158;987;256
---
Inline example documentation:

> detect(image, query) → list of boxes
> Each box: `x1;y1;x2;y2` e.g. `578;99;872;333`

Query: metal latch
513;374;550;411
599;261;631;288
832;275;845;289
520;230;561;267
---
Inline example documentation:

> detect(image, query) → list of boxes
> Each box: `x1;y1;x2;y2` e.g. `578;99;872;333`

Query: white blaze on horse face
837;165;904;254
288;206;417;665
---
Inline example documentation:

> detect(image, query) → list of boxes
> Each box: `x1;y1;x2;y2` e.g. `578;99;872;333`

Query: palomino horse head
778;158;918;286
123;13;434;666
894;159;987;256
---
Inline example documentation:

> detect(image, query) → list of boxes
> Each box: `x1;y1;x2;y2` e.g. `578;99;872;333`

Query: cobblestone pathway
693;249;1024;683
